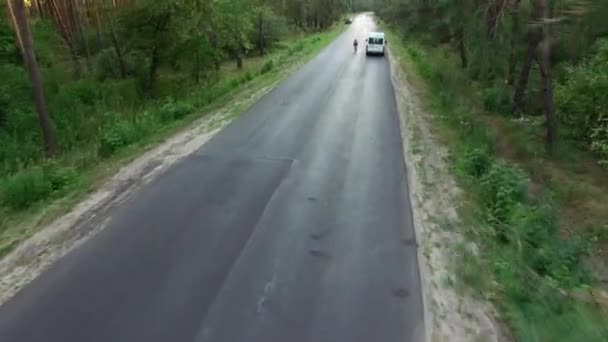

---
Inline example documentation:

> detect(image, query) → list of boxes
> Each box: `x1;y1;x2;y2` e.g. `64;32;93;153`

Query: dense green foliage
555;39;608;165
393;36;608;341
377;0;608;337
359;0;608;165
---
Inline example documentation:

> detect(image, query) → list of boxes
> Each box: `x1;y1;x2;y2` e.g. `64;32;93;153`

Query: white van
365;32;386;56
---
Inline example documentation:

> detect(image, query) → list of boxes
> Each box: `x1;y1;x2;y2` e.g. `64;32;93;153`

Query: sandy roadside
388;48;506;342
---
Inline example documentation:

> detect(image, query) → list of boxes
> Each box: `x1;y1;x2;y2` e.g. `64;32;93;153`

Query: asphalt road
0;14;424;342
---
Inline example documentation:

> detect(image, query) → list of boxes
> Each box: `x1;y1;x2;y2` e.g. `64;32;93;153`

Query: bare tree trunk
512;29;541;115
456;26;467;68
194;45;201;84
538;0;557;154
147;14;171;97
7;0;59;156
47;0;82;76
74;0;92;72
235;48;243;69
36;0;44;18
208;31;221;71
93;0;104;50
258;14;265;56
507;0;520;85
105;10;127;79
149;44;159;97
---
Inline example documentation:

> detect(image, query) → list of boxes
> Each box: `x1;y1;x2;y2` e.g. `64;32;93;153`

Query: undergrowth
386;27;608;341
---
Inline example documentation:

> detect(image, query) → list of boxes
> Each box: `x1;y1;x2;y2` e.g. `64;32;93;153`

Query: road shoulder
387;39;506;342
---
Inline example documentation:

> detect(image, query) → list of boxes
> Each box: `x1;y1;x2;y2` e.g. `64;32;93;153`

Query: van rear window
368;37;384;45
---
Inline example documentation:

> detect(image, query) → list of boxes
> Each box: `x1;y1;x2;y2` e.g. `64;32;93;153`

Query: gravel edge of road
387;47;507;342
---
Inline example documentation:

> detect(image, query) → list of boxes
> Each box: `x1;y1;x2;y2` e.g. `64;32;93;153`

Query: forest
354;0;608;340
362;0;608;163
0;0;348;221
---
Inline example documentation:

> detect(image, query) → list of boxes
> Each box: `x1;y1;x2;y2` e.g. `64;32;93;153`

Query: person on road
353;39;359;53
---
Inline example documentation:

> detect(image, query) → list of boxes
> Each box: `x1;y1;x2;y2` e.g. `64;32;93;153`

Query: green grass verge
382;23;608;342
0;24;346;258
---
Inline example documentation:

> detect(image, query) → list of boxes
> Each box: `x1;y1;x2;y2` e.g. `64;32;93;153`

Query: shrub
590;117;608;166
260;59;275;74
229;78;240;88
459;147;491;178
98;79;142;109
95;48;121;80
45;164;77;192
480;162;527;225
0;167;52;209
63;78;100;106
242;71;253;83
98;120;141;157
287;41;305;55
156;98;194;122
555;39;608;165
482;83;511;115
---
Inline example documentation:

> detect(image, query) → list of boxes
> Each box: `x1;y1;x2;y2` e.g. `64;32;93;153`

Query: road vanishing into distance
0;14;424;342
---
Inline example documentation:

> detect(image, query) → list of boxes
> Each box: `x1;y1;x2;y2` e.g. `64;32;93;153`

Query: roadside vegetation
0;0;349;257
353;0;608;340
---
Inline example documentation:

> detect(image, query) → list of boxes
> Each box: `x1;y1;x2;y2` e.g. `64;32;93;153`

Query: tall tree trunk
194;44;201;84
74;0;92;72
92;0;104;50
149;44;159;97
208;31;221;71
7;0;59;156
147;14;171;97
507;0;520;85
47;0;81;76
36;0;44;17
258;13;266;56
537;0;557;154
512;29;541;115
235;47;243;69
105;10;127;79
456;26;467;68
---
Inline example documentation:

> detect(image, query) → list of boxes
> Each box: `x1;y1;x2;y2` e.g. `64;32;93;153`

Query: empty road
0;14;424;342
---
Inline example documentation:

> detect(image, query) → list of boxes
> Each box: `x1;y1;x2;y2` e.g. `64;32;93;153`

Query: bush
459;147;491;178
98;79;142;109
590;118;608;167
156;98;194;122
0;167;52;209
63;78;100;106
95;48;121;80
480;162;527;225
287;41;305;55
0;163;78;210
98;98;192;157
482;83;511;115
260;59;275;74
555;39;608;165
45;164;78;192
98;120;142;157
242;71;253;83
